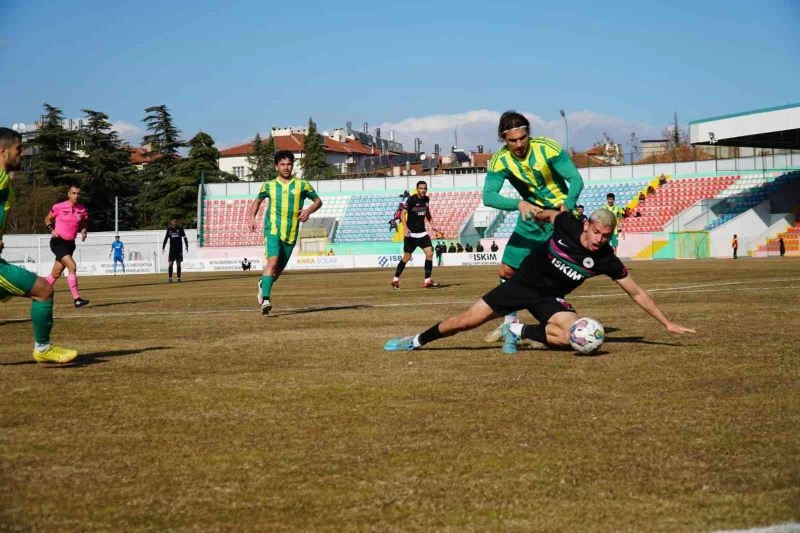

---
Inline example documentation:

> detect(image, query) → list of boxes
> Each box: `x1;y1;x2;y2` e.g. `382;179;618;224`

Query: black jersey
163;226;187;251
403;194;431;234
518;212;628;296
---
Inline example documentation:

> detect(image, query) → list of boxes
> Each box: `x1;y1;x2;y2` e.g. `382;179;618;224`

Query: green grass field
2;258;799;532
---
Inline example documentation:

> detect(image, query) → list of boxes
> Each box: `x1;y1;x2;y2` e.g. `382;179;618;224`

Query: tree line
8;104;336;234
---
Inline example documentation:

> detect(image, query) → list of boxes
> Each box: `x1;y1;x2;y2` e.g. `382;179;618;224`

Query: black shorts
403;235;432;254
481;275;577;324
168;249;183;262
50;237;76;261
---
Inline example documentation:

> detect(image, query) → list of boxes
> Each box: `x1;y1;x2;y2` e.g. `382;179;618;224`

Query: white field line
12;277;796;321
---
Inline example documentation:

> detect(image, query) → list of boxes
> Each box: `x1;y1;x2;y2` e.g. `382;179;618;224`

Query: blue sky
3;0;798;154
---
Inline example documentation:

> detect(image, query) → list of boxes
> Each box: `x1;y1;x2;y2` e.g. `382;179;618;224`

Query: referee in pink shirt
44;185;90;307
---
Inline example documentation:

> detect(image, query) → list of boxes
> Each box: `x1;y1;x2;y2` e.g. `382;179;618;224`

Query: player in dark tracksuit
162;217;188;283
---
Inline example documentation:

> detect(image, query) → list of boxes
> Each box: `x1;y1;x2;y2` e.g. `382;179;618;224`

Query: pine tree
31;103;82;187
301;117;334;180
246;133;276;182
137;105;184;228
142;105;183;165
78;109;137;230
157;132;235;227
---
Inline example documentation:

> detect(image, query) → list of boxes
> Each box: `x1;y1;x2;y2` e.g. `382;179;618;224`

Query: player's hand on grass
666;322;696;334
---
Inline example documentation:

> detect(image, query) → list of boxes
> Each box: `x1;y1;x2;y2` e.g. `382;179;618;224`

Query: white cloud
111;120;144;145
379;109;662;154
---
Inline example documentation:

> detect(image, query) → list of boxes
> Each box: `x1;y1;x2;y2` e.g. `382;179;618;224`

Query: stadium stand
705;171;800;230
200;172;798;250
335;191;482;243
203;199;264;247
625;175;739;233
756;223;800;256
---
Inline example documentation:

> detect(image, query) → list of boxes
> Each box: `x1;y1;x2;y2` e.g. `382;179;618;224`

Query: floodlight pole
560;109;569;154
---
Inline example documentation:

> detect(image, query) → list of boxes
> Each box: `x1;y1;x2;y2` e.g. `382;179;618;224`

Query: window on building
233;166;245;179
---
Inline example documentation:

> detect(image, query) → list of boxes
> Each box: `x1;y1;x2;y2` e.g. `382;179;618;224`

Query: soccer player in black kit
385;208;694;353
162;216;189;283
391;181;442;289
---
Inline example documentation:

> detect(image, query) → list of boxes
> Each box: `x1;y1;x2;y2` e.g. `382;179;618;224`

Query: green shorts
265;234;296;270
0;258;38;302
610;233;619;248
501;219;553;270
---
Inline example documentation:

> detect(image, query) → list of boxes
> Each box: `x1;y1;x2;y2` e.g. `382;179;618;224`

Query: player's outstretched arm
616;275;696;334
248;198;263;231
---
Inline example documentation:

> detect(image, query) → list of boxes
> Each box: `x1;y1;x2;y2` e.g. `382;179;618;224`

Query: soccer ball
569;317;605;355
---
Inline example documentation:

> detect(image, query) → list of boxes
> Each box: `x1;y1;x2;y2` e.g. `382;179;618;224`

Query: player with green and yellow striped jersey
0;127;77;363
248;149;322;315
602;192;625;252
482;111;584;343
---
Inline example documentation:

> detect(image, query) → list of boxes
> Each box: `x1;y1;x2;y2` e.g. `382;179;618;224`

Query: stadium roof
689;102;800;150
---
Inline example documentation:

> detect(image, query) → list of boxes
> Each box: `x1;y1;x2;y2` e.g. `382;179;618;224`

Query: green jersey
257;177;319;245
483;137;584;212
0;168;14;240
603;204;625;235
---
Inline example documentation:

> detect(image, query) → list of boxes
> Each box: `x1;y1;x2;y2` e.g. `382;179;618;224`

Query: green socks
261;275;273;299
31;299;54;345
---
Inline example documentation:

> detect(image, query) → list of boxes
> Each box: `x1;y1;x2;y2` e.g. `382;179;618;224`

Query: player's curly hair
497;111;529;140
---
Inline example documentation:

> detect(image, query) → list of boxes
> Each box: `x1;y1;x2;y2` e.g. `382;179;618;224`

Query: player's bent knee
29;278;54;301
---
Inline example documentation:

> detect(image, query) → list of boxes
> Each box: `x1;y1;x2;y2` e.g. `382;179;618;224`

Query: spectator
327;249;335;256
435;241;445;265
456;242;464;253
476;242;484;252
490;241;499;252
448;242;456;253
241;258;252;271
647;185;656;195
659;174;667;185
639;192;646;202
465;243;474;252
634;210;642;218
779;237;785;257
389;219;398;232
575;204;588;223
732;234;738;259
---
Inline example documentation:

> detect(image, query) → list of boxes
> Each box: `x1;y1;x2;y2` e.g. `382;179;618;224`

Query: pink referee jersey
50;200;88;241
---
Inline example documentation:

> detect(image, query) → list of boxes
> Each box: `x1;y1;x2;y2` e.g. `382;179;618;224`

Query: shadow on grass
276;304;372;316
605;335;686;347
410;345;506;352
1;346;171;367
